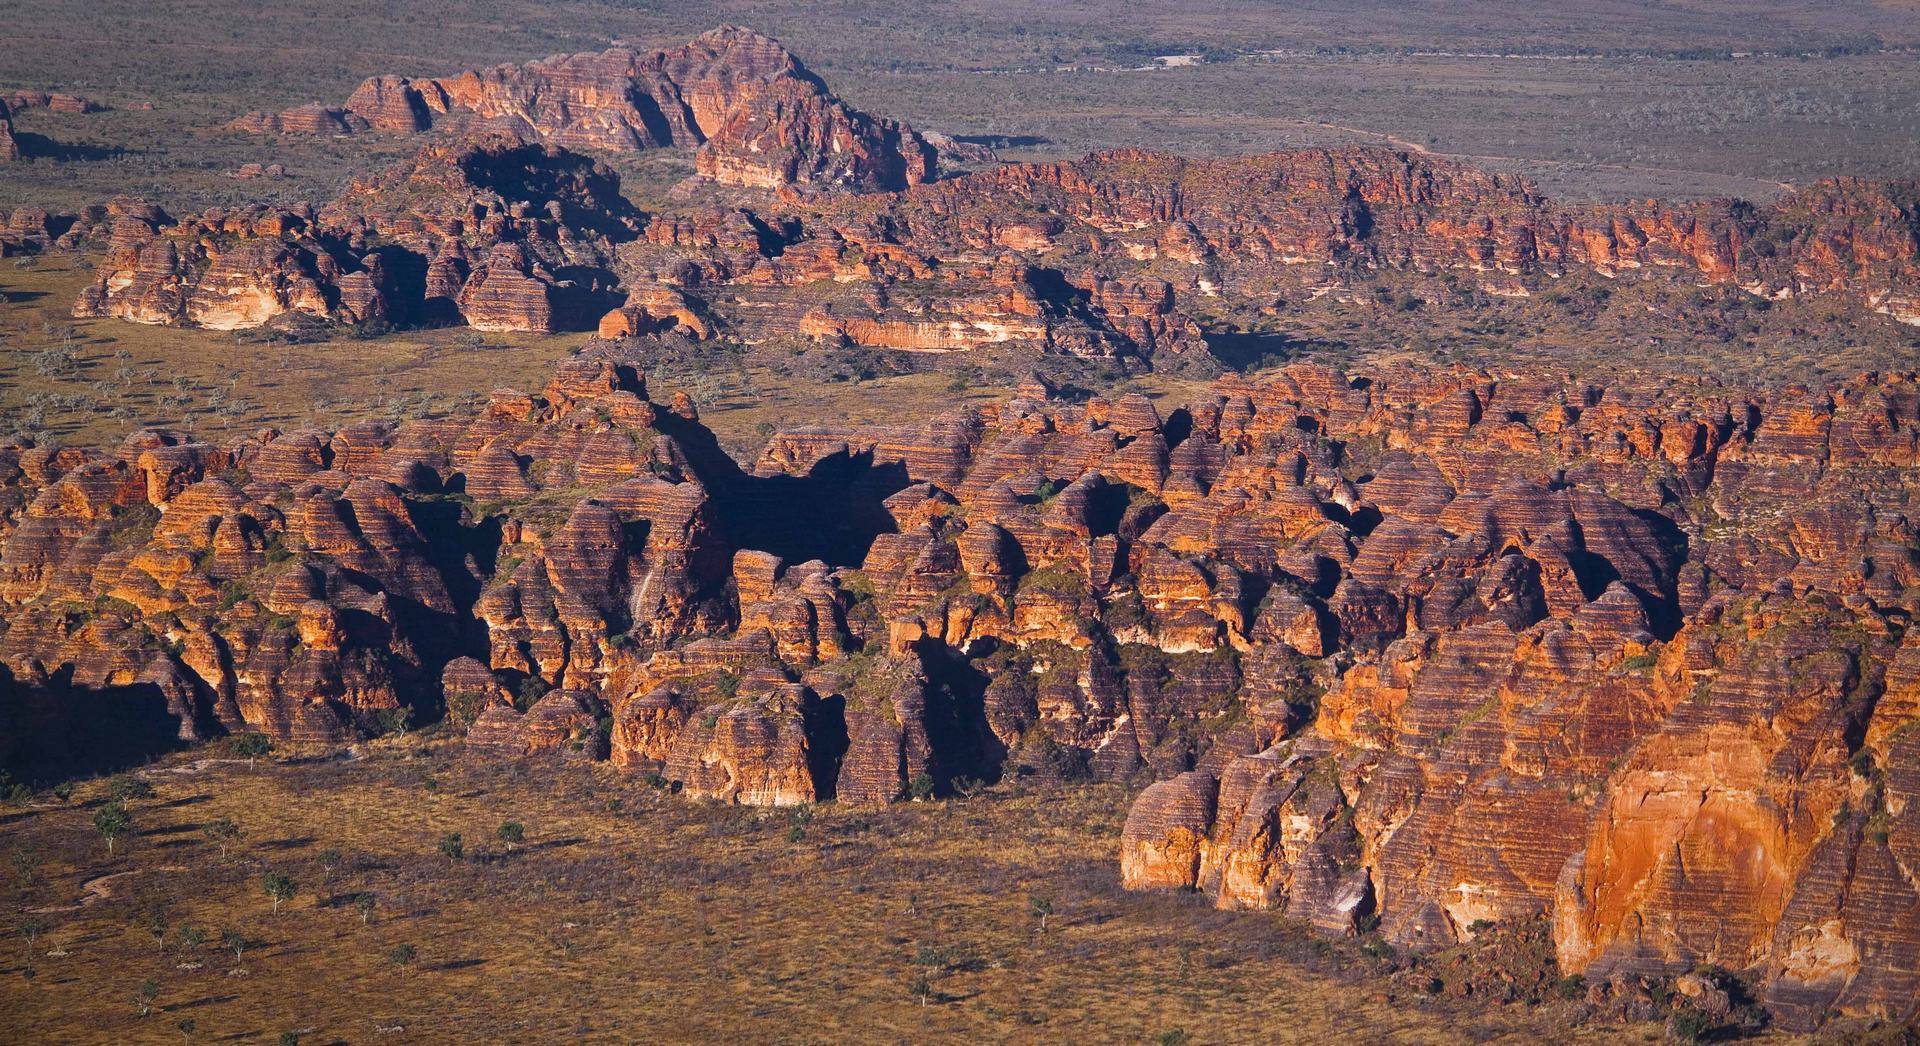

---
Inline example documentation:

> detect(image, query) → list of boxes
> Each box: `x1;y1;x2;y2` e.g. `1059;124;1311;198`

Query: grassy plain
0;746;1658;1043
0;252;1218;456
2;1;1919;211
3;0;1918;458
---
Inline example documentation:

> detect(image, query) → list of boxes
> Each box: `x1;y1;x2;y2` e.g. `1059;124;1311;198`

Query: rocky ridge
68;135;643;332
225;26;938;193
46;137;1920;371
1;348;1917;1028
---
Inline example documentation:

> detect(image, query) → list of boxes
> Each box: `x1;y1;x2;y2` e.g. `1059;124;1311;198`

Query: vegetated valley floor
0;747;1657;1043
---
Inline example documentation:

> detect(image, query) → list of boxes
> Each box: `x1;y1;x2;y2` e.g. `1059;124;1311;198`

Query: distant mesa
0;89;110;163
3;90;107;114
50;139;1920;361
229;162;287;180
223;25;940;193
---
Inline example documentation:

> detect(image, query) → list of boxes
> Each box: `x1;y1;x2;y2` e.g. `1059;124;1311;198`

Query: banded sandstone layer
225;26;937;193
29;25;1920;376
1;348;1917;1030
50;137;1920;373
6;20;1920;1038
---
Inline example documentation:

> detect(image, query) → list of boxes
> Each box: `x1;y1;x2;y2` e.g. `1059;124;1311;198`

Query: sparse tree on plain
387;942;416;971
146;910;170;951
203;817;243;858
9;846;40;886
262;872;295;914
94;801;131;855
176;925;205;952
106;775;154;803
231;733;271;767
19;916;47;961
1029;895;1054;933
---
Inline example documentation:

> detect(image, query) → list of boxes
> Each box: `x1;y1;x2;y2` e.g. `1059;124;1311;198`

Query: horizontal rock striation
71;135;640;332
70;132;1920;363
3;90;105;114
226;25;937;193
2;346;1918;1026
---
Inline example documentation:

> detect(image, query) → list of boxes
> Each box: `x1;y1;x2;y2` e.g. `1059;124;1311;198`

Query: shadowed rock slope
1;346;1917;1028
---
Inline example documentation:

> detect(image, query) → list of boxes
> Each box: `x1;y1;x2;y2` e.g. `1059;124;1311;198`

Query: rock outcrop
84;130;1920;362
227;26;938;193
3;348;1918;1027
3;91;106;114
72;135;640;331
0;98;19;162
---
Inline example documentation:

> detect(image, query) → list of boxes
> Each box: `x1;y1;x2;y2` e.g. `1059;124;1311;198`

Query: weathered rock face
3;91;105;114
0;98;20;162
228;25;938;193
71;135;639;332
1071;365;1920;1030
692;147;1920;364
66;117;1920;358
225;103;366;137
5;354;1920;1025
70;204;344;329
574;145;1920;359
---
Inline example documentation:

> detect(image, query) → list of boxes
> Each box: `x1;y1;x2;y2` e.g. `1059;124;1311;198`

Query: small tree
230;733;271;767
355;893;376;926
496;822;524;851
106;775;155;803
9;847;40;886
94;802;131;855
146;910;170;951
19;916;46;958
376;705;411;737
177;925;205;952
436;832;464;862
515;676;549;711
907;773;936;801
0;769;32;805
176;1018;196;1041
203;817;243;858
221;929;246;965
1029;895;1054;933
262;872;295;914
135;978;159;1017
387;942;416;971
